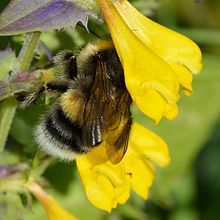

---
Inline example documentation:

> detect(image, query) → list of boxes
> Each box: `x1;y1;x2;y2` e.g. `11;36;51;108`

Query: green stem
0;32;41;152
0;97;17;151
18;32;41;71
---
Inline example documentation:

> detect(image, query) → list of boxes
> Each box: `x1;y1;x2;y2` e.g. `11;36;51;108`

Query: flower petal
128;122;170;167
80;170;116;212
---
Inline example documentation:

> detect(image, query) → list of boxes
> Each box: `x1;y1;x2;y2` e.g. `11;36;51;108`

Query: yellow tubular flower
76;122;169;212
95;0;202;123
26;179;78;220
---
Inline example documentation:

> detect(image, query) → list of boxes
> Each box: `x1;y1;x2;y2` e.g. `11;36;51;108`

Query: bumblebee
23;41;132;164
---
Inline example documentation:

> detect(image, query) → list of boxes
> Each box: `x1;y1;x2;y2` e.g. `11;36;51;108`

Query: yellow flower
96;0;202;123
76;0;202;212
26;179;78;220
76;122;169;212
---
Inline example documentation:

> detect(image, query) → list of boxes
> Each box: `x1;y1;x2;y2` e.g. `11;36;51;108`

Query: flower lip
76;122;170;211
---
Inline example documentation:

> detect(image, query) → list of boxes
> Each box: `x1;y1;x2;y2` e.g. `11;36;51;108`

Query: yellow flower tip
164;103;179;122
26;179;78;220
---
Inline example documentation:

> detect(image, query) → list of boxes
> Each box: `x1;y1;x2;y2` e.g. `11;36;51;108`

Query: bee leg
45;81;68;93
43;51;77;80
20;86;45;108
21;81;68;108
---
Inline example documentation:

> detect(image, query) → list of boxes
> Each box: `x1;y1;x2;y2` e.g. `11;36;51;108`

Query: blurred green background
0;0;220;219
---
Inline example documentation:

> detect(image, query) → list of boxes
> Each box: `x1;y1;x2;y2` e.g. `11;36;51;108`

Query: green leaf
0;0;99;36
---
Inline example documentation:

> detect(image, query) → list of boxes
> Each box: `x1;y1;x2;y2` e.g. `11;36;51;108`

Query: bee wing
105;91;132;164
81;60;111;147
81;58;132;164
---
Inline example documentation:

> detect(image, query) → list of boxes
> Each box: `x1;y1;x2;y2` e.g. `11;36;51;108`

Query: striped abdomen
34;103;89;161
